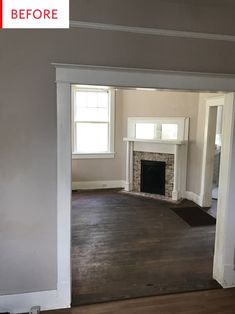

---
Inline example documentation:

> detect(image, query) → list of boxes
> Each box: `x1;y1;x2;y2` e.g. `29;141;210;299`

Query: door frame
55;64;235;308
200;96;225;207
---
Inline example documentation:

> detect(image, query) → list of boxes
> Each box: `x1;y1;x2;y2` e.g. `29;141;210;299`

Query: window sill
72;152;115;159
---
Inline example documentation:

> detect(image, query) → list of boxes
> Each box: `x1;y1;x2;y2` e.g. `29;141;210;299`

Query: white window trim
72;152;115;159
127;117;188;141
71;86;115;158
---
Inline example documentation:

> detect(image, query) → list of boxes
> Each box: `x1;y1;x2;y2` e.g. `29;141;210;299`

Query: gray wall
71;0;235;35
1;0;235;296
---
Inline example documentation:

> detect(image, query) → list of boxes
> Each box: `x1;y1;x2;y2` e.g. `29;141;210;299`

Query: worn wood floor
45;289;235;314
72;189;220;306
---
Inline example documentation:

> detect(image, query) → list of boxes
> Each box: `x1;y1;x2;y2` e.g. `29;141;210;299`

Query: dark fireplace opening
141;160;166;195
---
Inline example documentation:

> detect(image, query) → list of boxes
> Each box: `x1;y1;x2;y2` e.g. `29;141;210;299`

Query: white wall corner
183;191;203;207
213;264;235;288
200;193;213;207
72;180;125;190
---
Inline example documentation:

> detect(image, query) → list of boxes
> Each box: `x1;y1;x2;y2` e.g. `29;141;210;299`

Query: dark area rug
171;207;216;227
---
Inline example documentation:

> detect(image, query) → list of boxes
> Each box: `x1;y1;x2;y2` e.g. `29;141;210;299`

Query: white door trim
213;93;235;287
53;65;235;311
200;96;225;207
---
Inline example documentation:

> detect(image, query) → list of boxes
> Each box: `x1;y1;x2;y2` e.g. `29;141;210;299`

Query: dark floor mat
171;207;216;227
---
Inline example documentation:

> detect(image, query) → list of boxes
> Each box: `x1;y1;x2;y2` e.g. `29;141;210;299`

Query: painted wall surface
71;0;235;35
1;2;235;295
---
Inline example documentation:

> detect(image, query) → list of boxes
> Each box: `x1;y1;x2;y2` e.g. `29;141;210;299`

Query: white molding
70;20;235;43
56;82;71;309
213;93;235;288
0;286;69;314
200;96;225;207
72;180;125;190
184;191;203;207
53;63;235;92
109;89;115;153
124;138;184;145
72;152;115;159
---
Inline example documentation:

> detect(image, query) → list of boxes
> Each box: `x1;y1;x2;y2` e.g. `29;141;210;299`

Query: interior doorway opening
71;85;226;305
55;64;235;309
200;96;225;220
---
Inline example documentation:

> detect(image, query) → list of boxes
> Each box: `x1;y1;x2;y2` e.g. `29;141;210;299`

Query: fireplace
141;160;166;195
133;151;174;198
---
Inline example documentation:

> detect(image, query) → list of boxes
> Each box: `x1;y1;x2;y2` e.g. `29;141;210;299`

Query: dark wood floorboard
45;289;235;314
72;189;220;306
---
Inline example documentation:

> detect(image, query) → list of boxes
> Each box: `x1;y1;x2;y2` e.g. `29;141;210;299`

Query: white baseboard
213;264;235;288
183;191;203;207
72;180;125;190
0;287;70;314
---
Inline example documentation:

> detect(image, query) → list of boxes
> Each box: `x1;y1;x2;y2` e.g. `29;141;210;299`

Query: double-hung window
72;86;115;158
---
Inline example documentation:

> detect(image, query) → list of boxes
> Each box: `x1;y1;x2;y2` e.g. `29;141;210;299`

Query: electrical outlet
29;306;40;314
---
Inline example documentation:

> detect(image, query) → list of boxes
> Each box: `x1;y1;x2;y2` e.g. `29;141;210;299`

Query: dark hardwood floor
72;189;220;306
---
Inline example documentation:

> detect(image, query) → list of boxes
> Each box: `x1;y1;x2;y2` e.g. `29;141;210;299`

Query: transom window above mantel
127;117;189;142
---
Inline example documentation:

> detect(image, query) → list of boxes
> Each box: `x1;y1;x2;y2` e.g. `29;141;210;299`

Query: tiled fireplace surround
133;151;174;198
124;138;187;201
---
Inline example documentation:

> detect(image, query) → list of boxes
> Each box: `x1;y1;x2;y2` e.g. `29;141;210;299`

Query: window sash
73;121;110;153
71;86;114;155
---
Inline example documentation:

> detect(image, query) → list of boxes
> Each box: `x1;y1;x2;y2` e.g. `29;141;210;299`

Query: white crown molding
70;20;235;43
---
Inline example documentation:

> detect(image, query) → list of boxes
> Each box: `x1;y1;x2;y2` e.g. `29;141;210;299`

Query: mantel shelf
123;137;186;145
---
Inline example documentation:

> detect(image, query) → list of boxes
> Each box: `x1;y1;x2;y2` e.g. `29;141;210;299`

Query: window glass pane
161;124;178;140
74;90;109;122
75;123;109;153
135;123;155;139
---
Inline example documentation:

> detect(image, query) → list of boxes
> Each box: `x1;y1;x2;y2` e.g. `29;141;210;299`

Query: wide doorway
55;64;235;309
71;87;223;305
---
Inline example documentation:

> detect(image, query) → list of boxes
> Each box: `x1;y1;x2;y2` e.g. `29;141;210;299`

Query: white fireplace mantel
123;137;188;201
123;137;185;145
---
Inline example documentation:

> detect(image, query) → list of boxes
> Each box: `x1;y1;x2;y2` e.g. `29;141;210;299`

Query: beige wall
121;90;200;192
1;0;235;297
72;89;200;193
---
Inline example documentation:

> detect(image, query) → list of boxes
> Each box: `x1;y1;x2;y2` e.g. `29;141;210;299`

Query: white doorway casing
200;96;225;207
54;64;235;310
